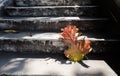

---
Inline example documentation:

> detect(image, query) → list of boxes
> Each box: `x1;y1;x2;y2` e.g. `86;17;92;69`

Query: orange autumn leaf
78;40;91;55
61;25;78;42
60;25;92;61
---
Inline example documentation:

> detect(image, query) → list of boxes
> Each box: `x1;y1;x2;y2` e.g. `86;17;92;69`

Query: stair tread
0;32;119;53
0;17;107;21
5;5;98;9
0;32;119;41
0;56;117;76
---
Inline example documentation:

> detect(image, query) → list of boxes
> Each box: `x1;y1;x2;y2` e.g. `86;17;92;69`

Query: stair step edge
5;5;99;9
0;32;119;41
0;17;108;21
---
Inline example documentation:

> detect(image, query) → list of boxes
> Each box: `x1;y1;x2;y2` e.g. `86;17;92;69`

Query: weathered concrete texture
0;32;65;53
0;17;107;32
5;6;101;17
14;0;95;6
0;0;7;16
0;32;119;53
0;39;119;53
0;0;13;7
0;0;14;16
0;39;65;53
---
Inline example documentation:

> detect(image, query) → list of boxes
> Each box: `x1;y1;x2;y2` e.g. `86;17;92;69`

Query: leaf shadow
79;60;90;68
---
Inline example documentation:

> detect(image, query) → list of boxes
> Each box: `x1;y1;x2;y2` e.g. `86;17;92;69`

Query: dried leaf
64;42;84;62
60;25;91;62
4;30;18;33
61;25;79;42
79;40;91;55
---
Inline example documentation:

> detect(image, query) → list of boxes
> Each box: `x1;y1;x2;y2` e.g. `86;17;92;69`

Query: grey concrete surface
0;17;107;32
15;0;92;6
5;6;98;17
0;32;106;53
0;52;117;76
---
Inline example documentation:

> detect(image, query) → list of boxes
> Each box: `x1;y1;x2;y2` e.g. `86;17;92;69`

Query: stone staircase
0;0;120;75
0;0;120;54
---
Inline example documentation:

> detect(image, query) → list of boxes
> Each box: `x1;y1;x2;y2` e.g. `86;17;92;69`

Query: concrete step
0;32;65;53
0;53;118;76
4;6;105;17
14;0;99;6
0;32;119;53
0;17;108;32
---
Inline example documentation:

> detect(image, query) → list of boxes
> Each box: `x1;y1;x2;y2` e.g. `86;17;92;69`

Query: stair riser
0;20;108;32
15;0;95;6
5;7;100;17
0;39;65;53
0;39;119;53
